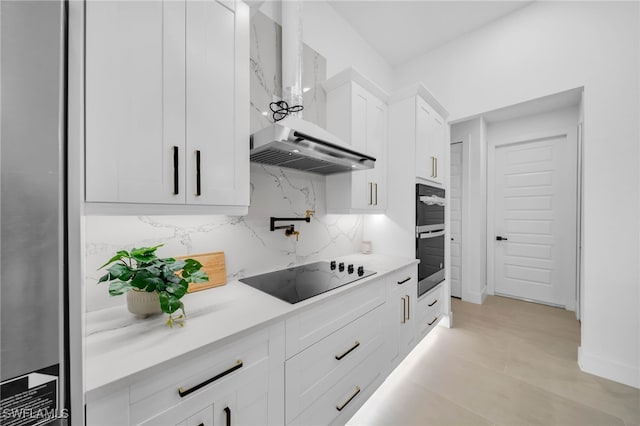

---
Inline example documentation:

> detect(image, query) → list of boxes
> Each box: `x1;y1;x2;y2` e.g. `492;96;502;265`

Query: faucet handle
305;210;315;219
291;230;300;241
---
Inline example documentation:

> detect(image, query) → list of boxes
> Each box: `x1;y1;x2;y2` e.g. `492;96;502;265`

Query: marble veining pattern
86;164;363;312
250;10;326;133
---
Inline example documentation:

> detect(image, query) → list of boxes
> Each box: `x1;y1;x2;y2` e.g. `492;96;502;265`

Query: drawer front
137;358;270;426
419;284;443;323
130;328;270;425
417;285;443;338
285;277;385;358
418;311;442;338
388;265;416;290
289;347;383;426
285;304;384;423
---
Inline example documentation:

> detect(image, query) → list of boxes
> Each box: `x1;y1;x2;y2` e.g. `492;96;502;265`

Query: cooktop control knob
338;262;345;272
330;260;336;270
357;266;364;276
347;264;354;274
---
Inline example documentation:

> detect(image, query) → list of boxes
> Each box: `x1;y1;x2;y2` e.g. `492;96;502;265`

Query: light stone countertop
85;253;418;401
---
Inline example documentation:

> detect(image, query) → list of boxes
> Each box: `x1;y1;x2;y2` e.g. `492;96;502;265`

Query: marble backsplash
86;164;363;312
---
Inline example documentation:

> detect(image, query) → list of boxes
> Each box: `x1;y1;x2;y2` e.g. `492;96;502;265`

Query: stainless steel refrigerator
1;1;69;424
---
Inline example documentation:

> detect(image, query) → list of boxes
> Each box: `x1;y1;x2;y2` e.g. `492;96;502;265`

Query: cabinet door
431;113;446;185
386;269;417;370
185;405;214;426
325;79;388;213
350;84;372;210
399;283;417;354
85;1;186;204
367;97;387;210
415;98;437;182
185;0;249;206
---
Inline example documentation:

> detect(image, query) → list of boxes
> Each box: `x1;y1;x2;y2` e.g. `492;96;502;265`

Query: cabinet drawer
388;265;416;290
129;328;270;425
285;277;385;357
137;360;269;426
285;304;384;423
419;284;443;323
289;347;383;426
417;285;443;338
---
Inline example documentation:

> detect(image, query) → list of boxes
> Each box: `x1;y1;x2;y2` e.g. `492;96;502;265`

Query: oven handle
416;224;445;234
417;230;445;239
419;195;445;206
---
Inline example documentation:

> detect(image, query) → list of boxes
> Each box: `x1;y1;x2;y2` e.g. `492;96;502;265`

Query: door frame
449;141;466;299
486;126;580;310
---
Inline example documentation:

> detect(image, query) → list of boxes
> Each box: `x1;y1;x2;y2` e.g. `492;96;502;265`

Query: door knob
496;236;508;241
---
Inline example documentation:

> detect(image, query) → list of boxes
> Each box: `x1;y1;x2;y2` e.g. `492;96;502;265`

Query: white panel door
493;136;577;305
85;0;186;204
186;0;239;205
450;142;463;298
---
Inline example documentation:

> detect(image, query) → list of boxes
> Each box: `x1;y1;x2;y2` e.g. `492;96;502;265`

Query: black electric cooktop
239;261;376;304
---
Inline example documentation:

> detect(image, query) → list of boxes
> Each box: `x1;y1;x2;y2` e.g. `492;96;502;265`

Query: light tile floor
348;296;640;426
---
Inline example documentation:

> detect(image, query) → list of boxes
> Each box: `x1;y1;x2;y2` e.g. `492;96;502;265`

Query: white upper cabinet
325;68;388;213
388;84;449;188
85;0;249;212
415;97;446;184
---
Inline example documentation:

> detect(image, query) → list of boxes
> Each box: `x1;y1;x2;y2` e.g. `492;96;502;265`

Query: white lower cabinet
87;263;444;426
386;266;418;372
417;283;445;339
285;304;385;424
288;348;383;426
86;323;284;426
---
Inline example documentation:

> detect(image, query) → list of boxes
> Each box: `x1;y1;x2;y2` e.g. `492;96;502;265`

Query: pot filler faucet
270;210;315;241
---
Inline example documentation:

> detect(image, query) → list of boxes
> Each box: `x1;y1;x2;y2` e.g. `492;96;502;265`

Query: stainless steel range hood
250;116;375;175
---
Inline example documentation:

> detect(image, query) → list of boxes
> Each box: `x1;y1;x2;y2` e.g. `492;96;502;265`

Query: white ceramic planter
126;290;162;318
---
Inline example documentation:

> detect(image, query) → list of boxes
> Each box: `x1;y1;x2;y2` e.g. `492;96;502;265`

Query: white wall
258;0;394;92
395;1;639;388
450;118;487;304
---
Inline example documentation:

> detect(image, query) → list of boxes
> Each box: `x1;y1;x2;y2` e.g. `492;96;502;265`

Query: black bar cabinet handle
223;407;231;426
397;277;411;285
336;386;361;411
173;146;179;195
195;150;201;196
428;317;438;326
335;341;360;360
496;236;508;241
428;299;438;307
178;360;243;398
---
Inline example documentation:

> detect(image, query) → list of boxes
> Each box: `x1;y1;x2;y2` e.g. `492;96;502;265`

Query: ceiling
328;1;535;66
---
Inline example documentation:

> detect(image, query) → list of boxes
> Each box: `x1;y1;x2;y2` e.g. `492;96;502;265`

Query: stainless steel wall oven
416;184;445;297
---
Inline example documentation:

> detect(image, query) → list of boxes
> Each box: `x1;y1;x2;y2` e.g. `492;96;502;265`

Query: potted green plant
98;244;208;327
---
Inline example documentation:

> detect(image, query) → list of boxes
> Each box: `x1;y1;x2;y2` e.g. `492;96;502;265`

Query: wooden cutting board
176;252;227;292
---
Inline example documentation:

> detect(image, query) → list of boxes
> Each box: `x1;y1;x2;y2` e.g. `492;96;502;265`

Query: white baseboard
463;285;487;305
578;346;640;389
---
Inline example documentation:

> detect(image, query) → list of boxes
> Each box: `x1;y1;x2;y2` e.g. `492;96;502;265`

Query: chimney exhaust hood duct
249;0;376;175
